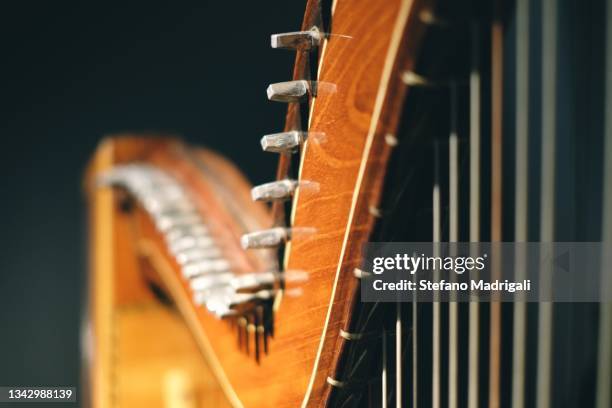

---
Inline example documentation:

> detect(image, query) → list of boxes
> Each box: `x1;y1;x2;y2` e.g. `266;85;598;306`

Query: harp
85;1;612;407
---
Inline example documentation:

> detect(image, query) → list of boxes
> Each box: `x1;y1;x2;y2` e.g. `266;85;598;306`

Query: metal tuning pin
418;9;448;26
190;271;281;294
260;130;306;153
182;259;232;278
168;235;215;254
101;163;274;325
175;247;222;265
241;227;290;249
229;270;308;291
251;179;298;202
204;289;276;318
191;283;235;304
267;80;313;102
353;268;372;279
401;71;436;87
142;197;195;216
165;224;209;243
155;213;202;232
190;271;307;307
270;27;322;51
190;273;239;293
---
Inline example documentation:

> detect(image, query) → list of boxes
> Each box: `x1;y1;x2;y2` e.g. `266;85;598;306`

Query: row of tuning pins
231;304;269;363
241;25;325;249
242;8;449;251
232;25;326;362
235;5;453;364
99;164;298;320
241;9;451;251
234;9;454;362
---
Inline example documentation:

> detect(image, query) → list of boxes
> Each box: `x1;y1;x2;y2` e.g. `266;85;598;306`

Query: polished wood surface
85;0;433;405
115;303;230;408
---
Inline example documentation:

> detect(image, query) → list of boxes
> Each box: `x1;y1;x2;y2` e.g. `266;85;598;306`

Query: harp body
85;0;612;407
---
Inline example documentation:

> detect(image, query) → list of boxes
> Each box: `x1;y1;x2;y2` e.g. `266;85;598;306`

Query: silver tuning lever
241;227;290;249
251;179;298;202
266;80;314;102
271;27;322;51
260;130;306;153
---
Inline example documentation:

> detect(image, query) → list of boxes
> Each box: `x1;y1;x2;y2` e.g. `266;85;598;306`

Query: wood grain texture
285;0;430;405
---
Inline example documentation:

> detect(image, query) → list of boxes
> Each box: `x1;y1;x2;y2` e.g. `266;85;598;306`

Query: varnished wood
86;139;115;408
285;0;431;405
114;304;230;408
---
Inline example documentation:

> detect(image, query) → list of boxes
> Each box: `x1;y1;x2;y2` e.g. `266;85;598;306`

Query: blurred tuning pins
97;164;288;319
402;70;467;88
241;227;290;249
169;235;214;254
182;259;232;278
192;270;308;318
401;71;438;87
202;290;276;319
418;9;448;26
190;270;308;294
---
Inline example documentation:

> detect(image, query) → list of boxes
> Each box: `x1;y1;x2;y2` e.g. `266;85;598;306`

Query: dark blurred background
0;1;303;388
